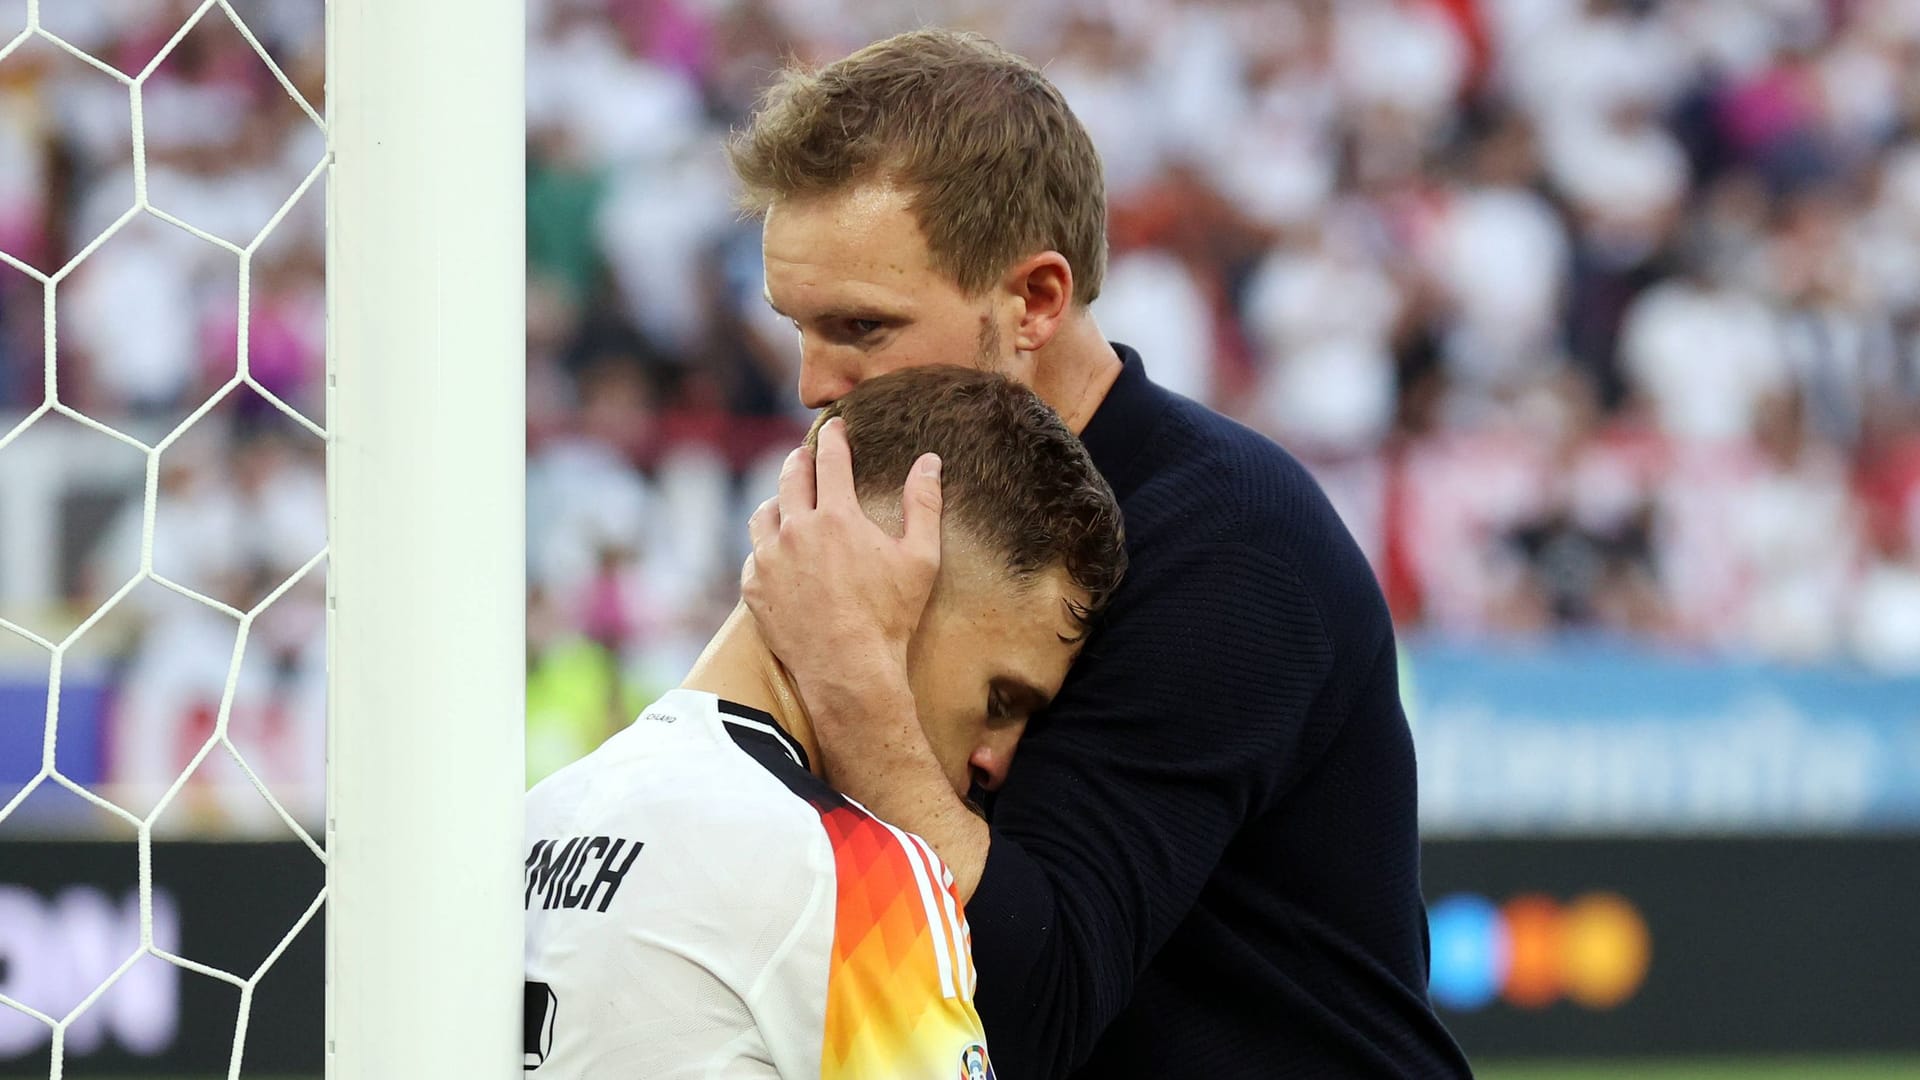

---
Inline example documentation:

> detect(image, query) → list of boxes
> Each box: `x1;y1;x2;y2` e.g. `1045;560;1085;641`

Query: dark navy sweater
967;346;1470;1079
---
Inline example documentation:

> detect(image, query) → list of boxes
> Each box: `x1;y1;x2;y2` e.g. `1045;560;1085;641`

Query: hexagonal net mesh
0;1;328;1075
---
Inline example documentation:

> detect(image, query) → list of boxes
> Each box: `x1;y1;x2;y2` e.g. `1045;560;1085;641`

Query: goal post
325;0;525;1074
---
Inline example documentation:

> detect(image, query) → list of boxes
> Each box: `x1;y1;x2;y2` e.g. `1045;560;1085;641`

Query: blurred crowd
523;0;1920;690
4;0;1920;816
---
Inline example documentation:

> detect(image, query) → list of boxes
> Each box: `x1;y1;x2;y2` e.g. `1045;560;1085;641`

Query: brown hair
809;366;1125;635
729;28;1109;304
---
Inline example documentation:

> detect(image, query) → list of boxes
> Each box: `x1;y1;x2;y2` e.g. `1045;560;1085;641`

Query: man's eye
986;691;1010;721
847;318;882;336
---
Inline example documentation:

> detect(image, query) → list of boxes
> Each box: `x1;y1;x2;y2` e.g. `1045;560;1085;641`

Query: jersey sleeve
756;799;997;1080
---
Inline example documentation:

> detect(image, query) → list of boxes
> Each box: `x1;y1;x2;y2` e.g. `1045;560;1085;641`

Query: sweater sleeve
965;541;1337;1080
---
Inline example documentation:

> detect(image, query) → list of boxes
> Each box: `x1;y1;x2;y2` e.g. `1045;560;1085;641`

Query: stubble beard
974;316;1004;372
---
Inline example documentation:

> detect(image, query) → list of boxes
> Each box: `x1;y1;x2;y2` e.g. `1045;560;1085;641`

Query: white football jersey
523;689;996;1080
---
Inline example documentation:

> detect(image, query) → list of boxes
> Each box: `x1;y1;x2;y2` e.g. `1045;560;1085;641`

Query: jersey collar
715;697;811;772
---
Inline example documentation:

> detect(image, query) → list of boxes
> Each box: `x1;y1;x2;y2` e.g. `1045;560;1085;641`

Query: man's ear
1004;251;1073;353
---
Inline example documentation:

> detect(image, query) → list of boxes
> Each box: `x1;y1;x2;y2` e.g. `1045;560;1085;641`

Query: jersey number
524;980;557;1070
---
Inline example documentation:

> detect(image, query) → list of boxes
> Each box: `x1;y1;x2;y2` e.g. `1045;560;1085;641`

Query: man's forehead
759;184;958;318
763;184;918;261
768;179;913;230
761;272;909;317
762;238;922;317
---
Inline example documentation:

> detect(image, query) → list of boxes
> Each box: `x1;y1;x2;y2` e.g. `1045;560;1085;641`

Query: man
523;366;1126;1078
732;29;1471;1079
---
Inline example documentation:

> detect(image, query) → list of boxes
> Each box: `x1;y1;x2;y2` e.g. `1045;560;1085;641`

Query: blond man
735;29;1470;1080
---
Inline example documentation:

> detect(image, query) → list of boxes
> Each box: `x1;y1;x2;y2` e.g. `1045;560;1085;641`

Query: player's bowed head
743;365;1125;799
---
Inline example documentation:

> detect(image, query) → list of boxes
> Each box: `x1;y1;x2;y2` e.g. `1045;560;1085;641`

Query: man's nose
797;349;855;410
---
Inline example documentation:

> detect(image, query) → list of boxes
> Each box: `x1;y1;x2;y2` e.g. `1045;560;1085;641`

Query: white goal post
326;1;525;1075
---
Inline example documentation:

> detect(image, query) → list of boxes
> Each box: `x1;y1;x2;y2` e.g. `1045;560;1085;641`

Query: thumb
901;452;944;571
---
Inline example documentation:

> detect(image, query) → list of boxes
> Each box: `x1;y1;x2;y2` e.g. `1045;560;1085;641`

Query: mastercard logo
1428;892;1651;1012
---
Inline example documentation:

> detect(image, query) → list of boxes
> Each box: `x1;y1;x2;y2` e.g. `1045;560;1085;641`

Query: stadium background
2;0;1919;1075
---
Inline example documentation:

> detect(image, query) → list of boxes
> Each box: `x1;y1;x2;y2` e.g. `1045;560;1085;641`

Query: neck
681;604;822;773
1029;312;1124;434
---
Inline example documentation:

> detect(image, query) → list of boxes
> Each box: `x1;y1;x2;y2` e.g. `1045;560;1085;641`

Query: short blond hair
728;28;1108;305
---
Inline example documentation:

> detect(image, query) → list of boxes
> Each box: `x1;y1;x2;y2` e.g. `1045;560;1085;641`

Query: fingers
900;451;944;571
744;497;779;605
813;416;857;508
747;495;779;551
777;444;816;514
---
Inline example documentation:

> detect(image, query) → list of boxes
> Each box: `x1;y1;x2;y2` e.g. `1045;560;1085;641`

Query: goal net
0;1;523;1075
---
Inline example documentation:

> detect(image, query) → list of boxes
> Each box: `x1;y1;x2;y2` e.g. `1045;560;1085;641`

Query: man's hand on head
742;416;943;695
741;417;991;898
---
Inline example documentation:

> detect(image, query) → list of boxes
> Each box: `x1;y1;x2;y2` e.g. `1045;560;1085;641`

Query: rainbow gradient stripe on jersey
522;689;995;1078
816;800;987;1078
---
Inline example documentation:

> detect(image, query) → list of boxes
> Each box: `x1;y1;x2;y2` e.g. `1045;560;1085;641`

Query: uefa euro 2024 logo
960;1043;994;1080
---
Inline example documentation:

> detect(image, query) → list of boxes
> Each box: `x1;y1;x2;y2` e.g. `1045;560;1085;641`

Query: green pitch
1480;1058;1920;1079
